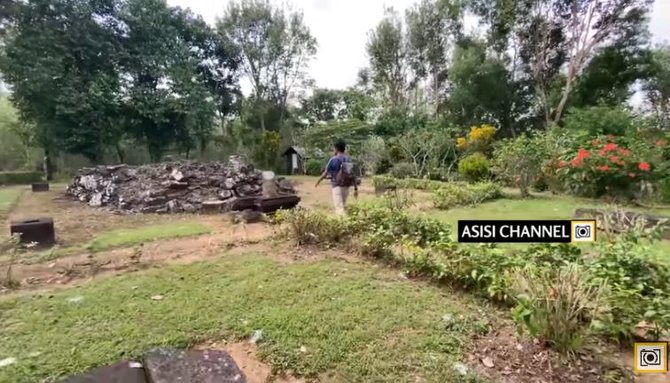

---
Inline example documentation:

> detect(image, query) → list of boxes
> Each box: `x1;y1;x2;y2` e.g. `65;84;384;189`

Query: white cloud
170;0;670;92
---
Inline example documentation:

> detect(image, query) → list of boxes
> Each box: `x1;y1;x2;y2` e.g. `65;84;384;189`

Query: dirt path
2;222;275;292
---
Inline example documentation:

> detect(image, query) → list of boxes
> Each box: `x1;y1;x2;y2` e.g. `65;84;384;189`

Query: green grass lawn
85;222;211;252
0;255;487;383
0;188;23;215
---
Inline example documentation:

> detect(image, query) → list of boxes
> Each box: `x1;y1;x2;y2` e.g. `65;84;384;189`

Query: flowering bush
556;135;664;199
457;124;496;154
492;134;547;197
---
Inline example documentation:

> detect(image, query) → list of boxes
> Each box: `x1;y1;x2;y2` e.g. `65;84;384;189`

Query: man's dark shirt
326;154;350;187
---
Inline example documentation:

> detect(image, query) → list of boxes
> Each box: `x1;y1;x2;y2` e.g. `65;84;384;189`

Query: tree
300;88;346;124
571;43;653;108
0;0;126;174
0;96;30;170
299;87;375;125
359;135;387;175
366;7;407;111
405;0;461;115
517;0;652;125
551;0;652;124
468;0;653;126
445;38;525;137
217;0;317;131
117;0;231;161
644;45;670;130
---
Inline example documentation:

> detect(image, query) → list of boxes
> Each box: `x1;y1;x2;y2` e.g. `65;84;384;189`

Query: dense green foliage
432;182;502;209
305;159;323;176
0;171;42;185
0;0;667;181
492;134;547;196
457;152;490;182
278;203;670;353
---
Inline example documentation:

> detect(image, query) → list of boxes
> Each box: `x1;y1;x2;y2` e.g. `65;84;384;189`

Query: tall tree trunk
433;71;439;118
43;148;53;181
115;142;125;164
552;77;574;125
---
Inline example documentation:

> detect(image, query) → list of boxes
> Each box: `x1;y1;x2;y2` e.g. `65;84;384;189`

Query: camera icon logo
571;220;596;242
634;342;668;373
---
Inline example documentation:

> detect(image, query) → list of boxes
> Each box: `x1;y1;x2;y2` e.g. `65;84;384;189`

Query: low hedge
432;181;502;209
372;175;449;191
0;171;43;185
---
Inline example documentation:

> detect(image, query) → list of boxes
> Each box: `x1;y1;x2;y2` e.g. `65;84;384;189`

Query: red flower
576;148;590;160
639;162;650;171
596;165;610;171
618;148;631;157
602;143;618;152
609;156;623;165
558;160;567;168
656;139;667;147
571;158;583;167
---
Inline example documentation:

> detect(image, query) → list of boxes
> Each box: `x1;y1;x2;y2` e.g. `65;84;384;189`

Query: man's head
333;139;346;154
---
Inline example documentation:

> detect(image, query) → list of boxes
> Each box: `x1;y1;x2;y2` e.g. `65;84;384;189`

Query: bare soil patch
196;341;309;383
2;223;275;291
3;186;194;248
466;323;633;383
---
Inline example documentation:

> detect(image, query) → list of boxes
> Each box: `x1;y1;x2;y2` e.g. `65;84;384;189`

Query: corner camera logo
570;220;596;242
635;342;668;373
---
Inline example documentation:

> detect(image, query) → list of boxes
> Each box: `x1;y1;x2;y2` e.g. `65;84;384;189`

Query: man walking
315;139;358;215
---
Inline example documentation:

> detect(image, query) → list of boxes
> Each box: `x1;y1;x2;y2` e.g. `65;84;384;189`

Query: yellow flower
456;137;467;150
468;124;496;142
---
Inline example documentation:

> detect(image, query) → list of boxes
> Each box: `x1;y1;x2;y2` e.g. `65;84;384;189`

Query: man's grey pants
332;186;350;216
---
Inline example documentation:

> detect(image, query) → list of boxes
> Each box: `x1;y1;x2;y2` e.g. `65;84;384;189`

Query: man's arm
315;158;332;187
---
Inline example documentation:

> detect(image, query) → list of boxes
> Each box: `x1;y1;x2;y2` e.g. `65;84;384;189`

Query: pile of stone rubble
65;156;296;214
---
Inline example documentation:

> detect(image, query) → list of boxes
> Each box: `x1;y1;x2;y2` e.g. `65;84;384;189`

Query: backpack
335;157;357;187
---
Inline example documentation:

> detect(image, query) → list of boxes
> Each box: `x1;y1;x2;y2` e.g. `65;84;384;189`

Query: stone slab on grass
573;208;670;239
143;348;246;383
59;361;147;383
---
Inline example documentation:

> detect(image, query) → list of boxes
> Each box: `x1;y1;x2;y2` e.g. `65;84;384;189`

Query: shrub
305;159;323;176
277;200;670;353
379;188;415;211
563;106;634;137
457;124;497;155
658;177;670;203
555;135;665;199
458;153;491;182
0;171;43;185
432;182;502;209
587;226;670;342
389;161;415;179
492;134;547;197
372;175;446;191
510;264;609;356
274;209;351;247
348;204;450;248
359;136;387;175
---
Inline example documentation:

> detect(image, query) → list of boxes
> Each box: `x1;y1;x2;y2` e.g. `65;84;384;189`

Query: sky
166;0;670;92
1;0;667;95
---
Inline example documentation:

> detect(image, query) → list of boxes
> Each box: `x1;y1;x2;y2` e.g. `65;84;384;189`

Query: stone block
59;361;146;383
143;348;246;383
10;217;55;247
32;182;49;192
254;195;300;213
